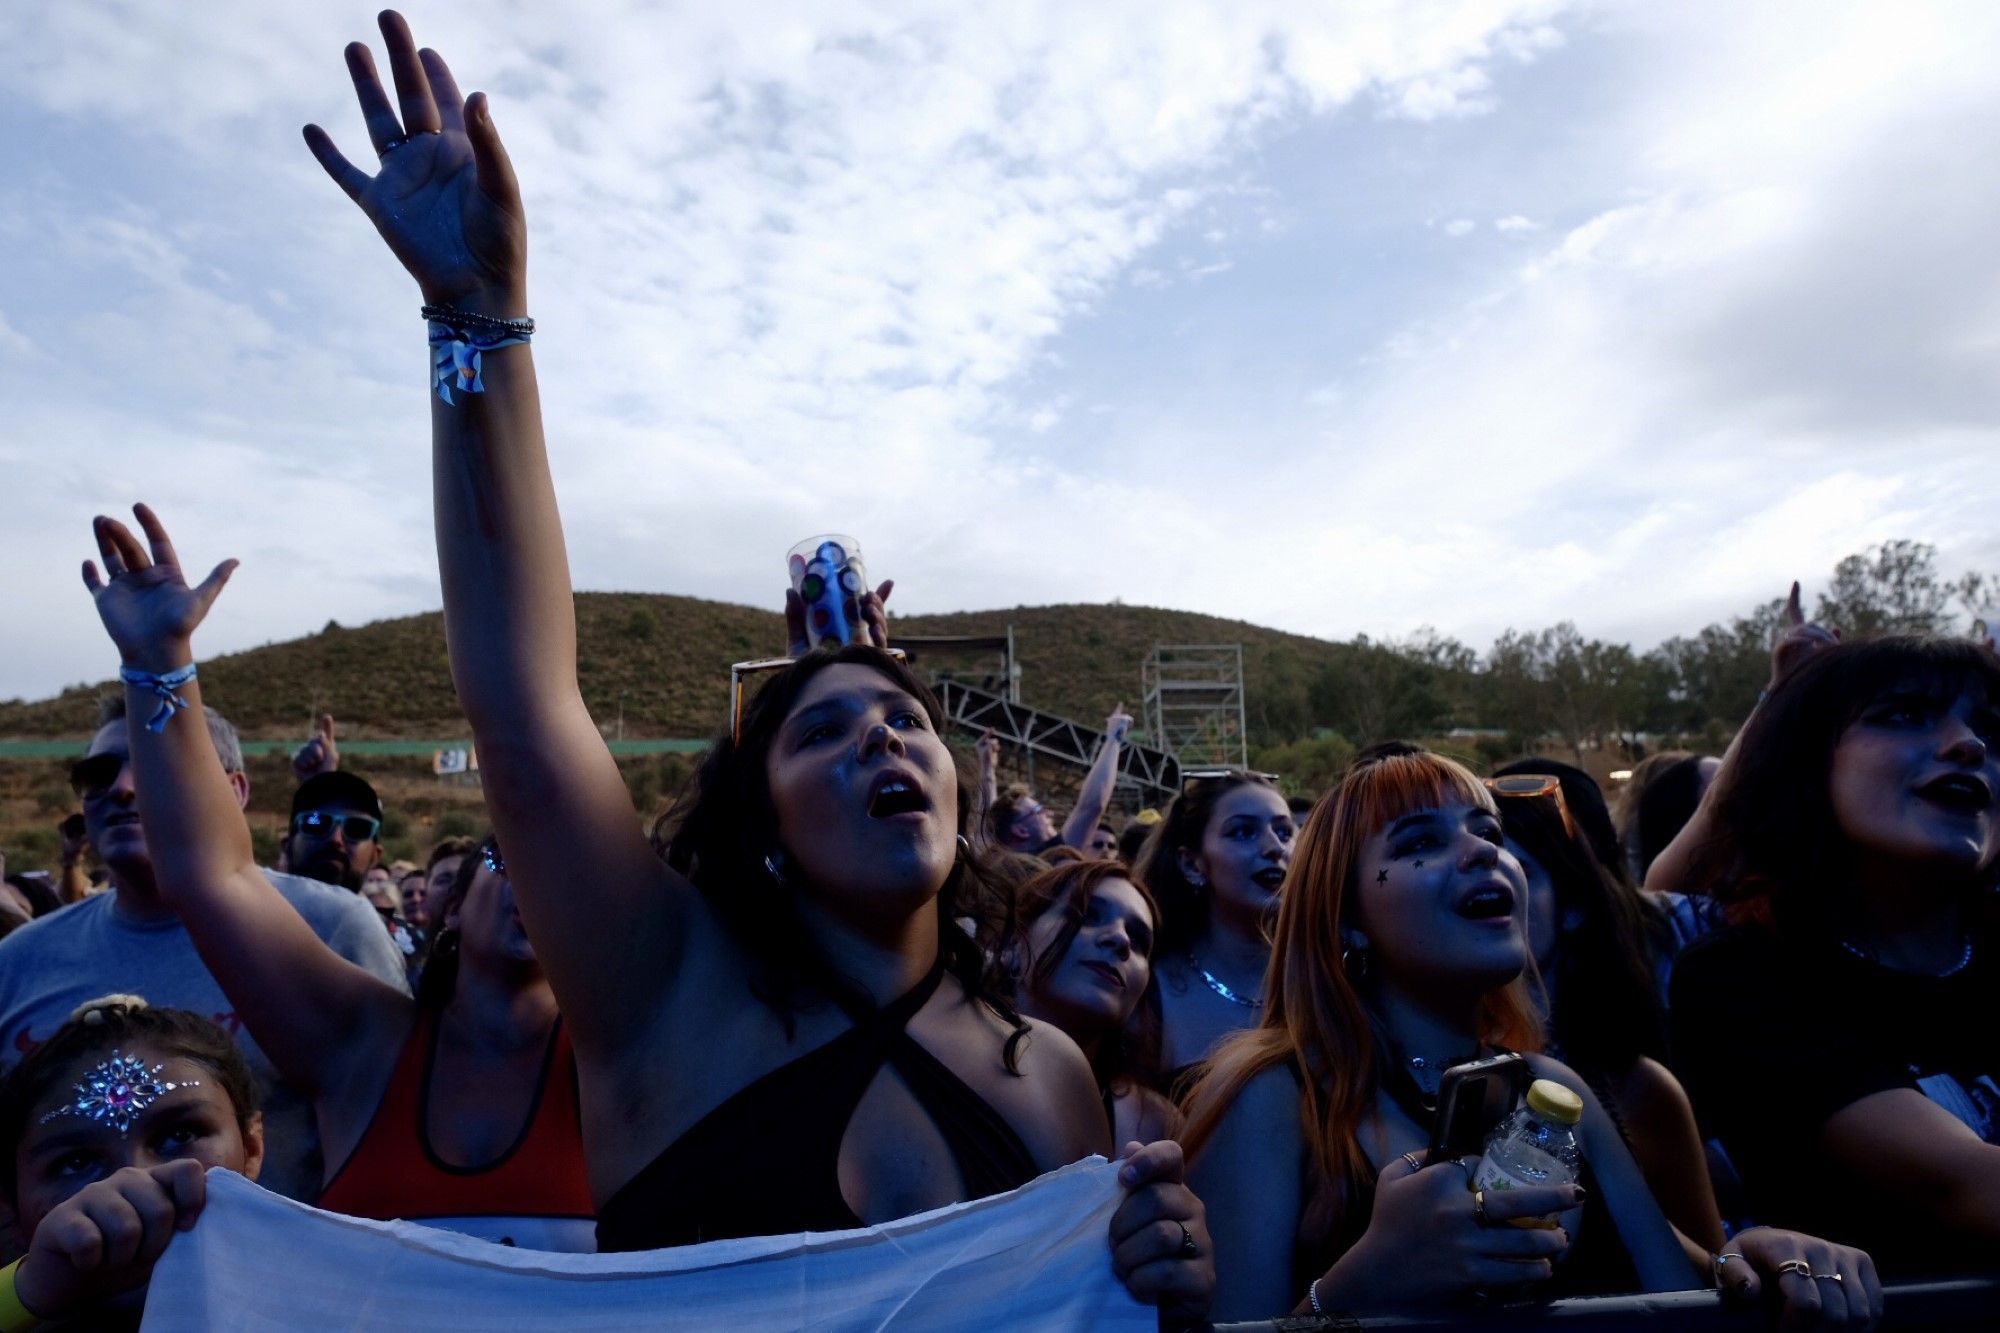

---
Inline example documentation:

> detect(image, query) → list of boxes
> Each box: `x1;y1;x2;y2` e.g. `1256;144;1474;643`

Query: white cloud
3;0;1999;705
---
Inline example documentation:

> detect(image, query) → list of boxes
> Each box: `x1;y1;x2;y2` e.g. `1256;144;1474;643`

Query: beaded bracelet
421;304;535;405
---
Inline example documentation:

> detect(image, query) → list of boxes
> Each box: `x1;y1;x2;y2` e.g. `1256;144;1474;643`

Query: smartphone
1429;1053;1529;1160
61;813;86;839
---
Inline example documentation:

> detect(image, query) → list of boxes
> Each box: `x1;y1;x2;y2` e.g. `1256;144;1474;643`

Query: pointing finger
1784;581;1804;627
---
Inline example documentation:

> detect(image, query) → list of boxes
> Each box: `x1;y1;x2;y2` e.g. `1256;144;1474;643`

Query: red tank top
317;1008;596;1251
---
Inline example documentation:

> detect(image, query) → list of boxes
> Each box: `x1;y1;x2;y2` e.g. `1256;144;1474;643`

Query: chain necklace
1838;935;1974;978
1185;952;1261;1008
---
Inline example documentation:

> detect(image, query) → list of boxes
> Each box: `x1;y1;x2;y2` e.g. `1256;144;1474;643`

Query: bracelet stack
119;663;198;734
422;304;534;405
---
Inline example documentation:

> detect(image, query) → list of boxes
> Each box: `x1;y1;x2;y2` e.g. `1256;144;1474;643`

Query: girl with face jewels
287;14;1212;1322
1179;747;1878;1324
1010;861;1180;1147
1;998;265;1329
1138;773;1296;1085
1672;636;2000;1280
79;507;593;1251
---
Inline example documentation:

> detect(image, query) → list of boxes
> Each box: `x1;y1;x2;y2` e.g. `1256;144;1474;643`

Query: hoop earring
956;834;972;859
1341;942;1372;984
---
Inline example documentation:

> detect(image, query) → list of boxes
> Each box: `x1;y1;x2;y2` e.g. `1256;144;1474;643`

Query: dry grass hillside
0;594;1349;742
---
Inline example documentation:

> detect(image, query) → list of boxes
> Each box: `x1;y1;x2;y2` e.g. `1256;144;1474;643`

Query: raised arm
1061;704;1130;851
1644;583;1836;894
82;507;410;1099
304;12;685;1052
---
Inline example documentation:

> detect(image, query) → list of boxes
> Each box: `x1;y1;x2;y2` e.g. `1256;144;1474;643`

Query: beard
291;843;366;892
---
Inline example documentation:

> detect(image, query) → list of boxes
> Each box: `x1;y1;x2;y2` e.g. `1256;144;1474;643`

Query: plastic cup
788;534;868;649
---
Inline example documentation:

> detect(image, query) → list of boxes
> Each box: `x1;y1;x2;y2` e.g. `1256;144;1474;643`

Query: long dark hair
1137;770;1283;953
1;996;258;1204
1696;636;2000;931
414;841;491;1011
653;645;1028;1062
1010;860;1165;1096
1496;794;1666;1074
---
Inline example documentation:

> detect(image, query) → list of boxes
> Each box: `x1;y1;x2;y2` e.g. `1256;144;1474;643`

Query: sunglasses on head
1482;774;1577;839
290;810;382;843
69;752;129;801
728;648;911;745
1179;767;1280;794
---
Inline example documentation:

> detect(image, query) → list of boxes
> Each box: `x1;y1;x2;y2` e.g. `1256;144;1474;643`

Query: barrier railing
1214;1277;1998;1330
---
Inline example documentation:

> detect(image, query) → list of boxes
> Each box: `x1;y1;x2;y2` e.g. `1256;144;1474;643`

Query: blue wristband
119;663;197;733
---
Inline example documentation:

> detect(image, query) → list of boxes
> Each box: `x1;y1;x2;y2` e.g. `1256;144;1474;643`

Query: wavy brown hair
1010;859;1165;1096
1180;748;1542;1239
1136;769;1285;953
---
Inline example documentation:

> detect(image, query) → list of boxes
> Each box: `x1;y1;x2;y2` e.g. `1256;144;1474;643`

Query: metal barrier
1215;1277;1999;1330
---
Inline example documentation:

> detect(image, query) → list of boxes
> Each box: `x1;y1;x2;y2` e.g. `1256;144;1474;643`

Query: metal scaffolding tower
1142;644;1248;770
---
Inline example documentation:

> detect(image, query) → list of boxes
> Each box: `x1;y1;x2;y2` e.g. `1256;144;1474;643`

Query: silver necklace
1838;935;1974;977
1185;952;1261;1008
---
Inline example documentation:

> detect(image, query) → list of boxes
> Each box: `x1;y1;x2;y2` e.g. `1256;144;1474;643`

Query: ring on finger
1400;1151;1424;1173
1177;1223;1198;1259
1775;1259;1812;1278
1471;1189;1489;1227
378;134;408;155
1808;1272;1843;1283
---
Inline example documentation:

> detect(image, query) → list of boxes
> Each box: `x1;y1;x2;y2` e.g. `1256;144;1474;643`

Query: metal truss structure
1142;644;1248;770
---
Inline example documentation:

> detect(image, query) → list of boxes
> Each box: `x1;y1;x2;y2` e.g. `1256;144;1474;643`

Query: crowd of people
0;12;1994;1329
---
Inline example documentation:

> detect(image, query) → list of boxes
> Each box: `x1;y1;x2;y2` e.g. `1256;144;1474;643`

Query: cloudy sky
4;1;1998;704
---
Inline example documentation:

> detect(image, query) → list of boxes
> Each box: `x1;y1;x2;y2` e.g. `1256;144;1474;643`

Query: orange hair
1180;748;1543;1236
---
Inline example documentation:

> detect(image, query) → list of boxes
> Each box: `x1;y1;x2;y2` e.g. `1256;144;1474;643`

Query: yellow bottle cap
1526;1079;1583;1126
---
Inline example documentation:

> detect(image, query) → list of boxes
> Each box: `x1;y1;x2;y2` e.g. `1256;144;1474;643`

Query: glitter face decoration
39;1052;201;1136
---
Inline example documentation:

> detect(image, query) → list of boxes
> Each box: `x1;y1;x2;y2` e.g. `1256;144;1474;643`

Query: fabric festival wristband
0;1259;45;1333
119;663;198;734
423;306;534;406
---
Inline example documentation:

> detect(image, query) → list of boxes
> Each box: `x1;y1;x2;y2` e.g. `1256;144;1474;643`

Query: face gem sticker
39;1052;202;1136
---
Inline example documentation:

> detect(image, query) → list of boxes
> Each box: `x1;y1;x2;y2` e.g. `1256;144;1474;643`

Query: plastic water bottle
1472;1078;1583;1228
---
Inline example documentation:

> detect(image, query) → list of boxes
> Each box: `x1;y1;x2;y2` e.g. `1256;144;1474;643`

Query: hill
0;594;1348;744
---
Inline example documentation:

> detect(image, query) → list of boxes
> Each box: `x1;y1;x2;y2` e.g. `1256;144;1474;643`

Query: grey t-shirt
0;869;409;1202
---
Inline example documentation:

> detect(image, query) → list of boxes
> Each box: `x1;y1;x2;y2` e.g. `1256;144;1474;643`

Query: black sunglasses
290;810;383;843
69;752;129;801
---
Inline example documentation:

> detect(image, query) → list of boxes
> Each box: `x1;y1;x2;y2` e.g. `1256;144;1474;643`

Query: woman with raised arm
301;13;1210;1320
1136;771;1295;1086
1671;636;2000;1278
77;507;593;1251
1180;746;1880;1324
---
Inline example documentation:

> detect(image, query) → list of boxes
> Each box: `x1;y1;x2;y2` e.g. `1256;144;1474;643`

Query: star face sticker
1376;869;1389;885
39;1052;201;1136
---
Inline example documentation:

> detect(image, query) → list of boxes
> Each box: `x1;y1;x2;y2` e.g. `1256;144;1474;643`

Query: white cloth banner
141;1158;1151;1331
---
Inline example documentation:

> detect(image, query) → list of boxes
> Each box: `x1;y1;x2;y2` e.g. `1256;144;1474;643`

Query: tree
1309;636;1455;747
1815;540;1982;637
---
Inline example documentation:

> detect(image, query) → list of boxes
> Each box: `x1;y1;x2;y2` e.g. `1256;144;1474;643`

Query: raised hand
303;11;525;313
13;1161;208;1321
81;505;238;673
1105;703;1133;745
975;728;1000;775
1771;581;1838;692
293;714;341;784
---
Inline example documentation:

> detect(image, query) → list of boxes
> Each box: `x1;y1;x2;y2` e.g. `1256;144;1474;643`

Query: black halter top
596;957;1039;1251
